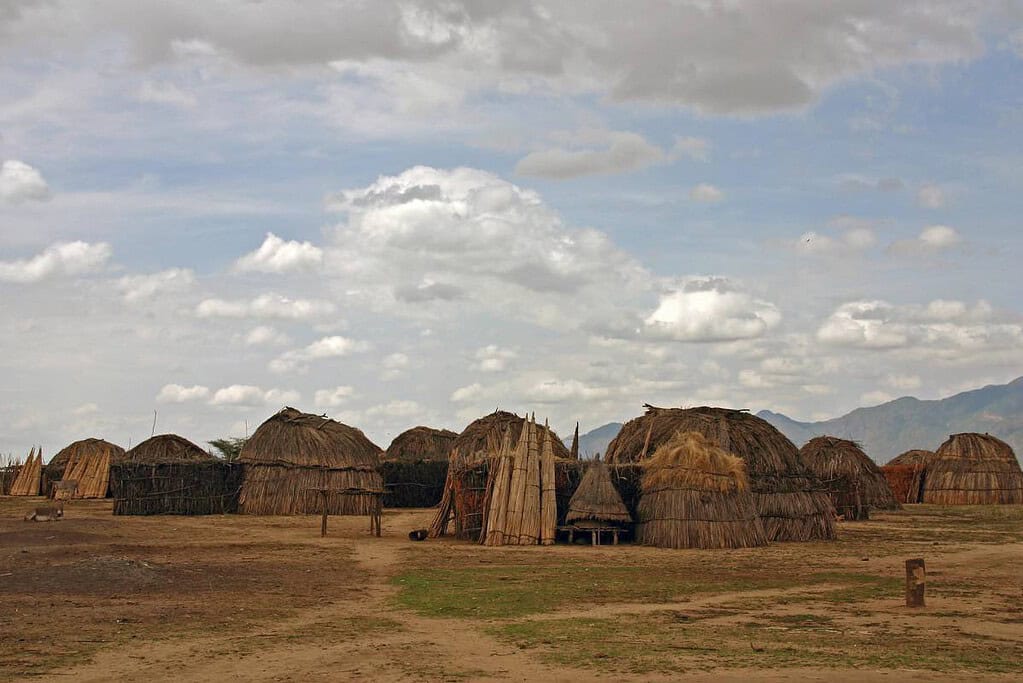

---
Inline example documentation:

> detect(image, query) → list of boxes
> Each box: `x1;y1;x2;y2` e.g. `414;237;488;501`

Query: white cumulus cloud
0;160;50;203
888;225;962;255
157;384;211;403
0;241;111;283
235;232;324;274
269;335;372;373
117;268;195;302
209;384;300;407
314;385;355;408
195;293;335;319
689;183;724;203
644;277;781;342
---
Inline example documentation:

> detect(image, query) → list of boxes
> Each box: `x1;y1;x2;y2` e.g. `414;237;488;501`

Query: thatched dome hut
385;426;457;463
921;433;1023;505
239;407;384;515
450;411;571;470
566;460;631;527
127;434;212;463
605;406;835;542
637;431;768;549
45;438;127;497
800;436;900;520
881;450;937;504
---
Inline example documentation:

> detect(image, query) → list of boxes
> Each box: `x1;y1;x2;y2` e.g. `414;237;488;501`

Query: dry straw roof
800;436;901;511
127;434;213;464
606;405;835;542
566;460;631;524
451;411;570;469
637;431;767;549
240;407;382;469
385;426;457;463
922;433;1023;505
49;438;126;470
886;449;937;468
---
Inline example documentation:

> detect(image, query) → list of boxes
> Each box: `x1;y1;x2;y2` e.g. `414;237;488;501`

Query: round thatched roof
240;407;382;469
451;411;570;469
127;434;213;464
48;438;126;470
922;433;1023;505
800;436;901;511
567;460;631;524
605;405;835;541
886;449;937;467
385;426;457;463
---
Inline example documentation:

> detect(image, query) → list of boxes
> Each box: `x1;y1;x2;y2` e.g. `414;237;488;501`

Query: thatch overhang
605;405;835;542
921;433;1023;505
566;460;631;525
886;449;937;468
637;431;768;549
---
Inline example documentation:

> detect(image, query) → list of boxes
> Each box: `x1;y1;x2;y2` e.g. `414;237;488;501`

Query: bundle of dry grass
881;450;936;504
449;411;570;470
566;460;631;526
384;426;457;463
127;435;211;464
239;407;383;515
606;405;835;542
47;438;127;498
921;433;1023;505
9;447;43;496
799;436;900;520
637;431;767;549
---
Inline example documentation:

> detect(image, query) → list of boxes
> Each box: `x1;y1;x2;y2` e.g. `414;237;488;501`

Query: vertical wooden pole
320;490;328;537
905;558;925;607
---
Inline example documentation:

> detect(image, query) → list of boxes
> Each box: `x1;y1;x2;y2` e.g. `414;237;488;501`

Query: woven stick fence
111;461;243;515
9;448;42;496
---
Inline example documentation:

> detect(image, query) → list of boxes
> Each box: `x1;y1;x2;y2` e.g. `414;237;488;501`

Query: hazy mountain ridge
759;376;1023;464
565;421;623;458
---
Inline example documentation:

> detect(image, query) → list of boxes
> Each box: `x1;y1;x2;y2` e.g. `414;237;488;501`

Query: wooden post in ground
320;489;329;537
905;558;925;607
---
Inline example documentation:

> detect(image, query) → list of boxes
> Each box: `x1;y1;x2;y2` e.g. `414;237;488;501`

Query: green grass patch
391;562;804;619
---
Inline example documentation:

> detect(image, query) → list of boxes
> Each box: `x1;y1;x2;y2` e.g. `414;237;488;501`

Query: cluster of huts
3;403;1021;550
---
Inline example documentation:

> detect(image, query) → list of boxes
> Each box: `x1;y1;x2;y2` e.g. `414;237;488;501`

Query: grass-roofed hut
127;434;211;463
380;427;456;507
637;431;768;549
605;405;835;542
431;411;577;541
239;407;384;515
566;460;631;528
385;426;457;463
921;433;1023;505
44;438;126;498
881;449;937;504
799;436;900;520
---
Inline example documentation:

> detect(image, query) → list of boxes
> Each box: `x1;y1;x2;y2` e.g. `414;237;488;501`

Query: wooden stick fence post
320;489;329;537
905;558;925;607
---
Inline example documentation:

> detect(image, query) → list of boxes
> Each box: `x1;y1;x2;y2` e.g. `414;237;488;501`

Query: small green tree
208;437;247;462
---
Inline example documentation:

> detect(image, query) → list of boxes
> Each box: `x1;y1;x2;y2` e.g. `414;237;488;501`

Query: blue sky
1;1;1022;456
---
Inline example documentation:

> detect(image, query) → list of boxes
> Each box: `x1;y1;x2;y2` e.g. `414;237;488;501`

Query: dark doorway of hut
306;487;383;538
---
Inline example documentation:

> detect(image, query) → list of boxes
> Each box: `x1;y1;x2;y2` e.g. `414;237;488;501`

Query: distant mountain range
566;421;622;458
572;376;1023;464
759;376;1023;464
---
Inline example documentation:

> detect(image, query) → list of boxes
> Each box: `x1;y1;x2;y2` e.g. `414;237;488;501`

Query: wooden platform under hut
564;459;631;544
800;436;901;520
605;405;836;542
111;460;243;515
881;450;936;504
239;407;384;515
921;433;1023;505
637;431;768;549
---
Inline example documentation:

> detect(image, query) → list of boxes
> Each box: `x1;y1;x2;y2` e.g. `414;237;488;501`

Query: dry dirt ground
1;497;1021;682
